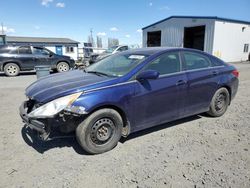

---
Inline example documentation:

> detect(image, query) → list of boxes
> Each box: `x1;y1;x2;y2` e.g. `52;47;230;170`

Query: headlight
28;92;82;118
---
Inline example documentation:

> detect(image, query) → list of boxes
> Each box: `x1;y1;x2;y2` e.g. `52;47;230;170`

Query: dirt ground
0;62;250;188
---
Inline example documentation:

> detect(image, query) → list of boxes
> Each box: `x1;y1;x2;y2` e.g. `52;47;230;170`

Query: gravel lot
0;63;250;188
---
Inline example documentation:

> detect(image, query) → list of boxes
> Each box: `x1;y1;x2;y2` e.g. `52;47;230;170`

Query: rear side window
211;56;224;67
144;52;181;75
0;48;10;53
183;52;211;70
18;46;32;54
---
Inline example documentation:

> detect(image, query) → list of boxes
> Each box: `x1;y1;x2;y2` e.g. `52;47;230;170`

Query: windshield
105;46;118;53
86;53;148;77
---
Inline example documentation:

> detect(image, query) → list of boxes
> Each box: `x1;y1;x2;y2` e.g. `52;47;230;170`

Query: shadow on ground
0;71;37;77
0;70;60;77
21;115;203;155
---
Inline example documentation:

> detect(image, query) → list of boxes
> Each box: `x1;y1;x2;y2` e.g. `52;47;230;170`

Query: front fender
71;81;136;123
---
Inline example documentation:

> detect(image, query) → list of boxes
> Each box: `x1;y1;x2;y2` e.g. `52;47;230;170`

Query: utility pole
1;22;4;35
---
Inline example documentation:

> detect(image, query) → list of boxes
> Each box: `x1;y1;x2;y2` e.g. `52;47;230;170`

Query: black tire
207;87;230;117
76;108;123;154
56;62;70;72
4;63;20;76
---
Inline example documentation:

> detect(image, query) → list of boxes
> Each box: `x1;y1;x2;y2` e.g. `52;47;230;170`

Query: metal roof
142;16;250;30
6;36;79;44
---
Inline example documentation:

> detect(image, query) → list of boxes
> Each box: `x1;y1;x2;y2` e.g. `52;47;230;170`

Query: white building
6;36;79;60
142;16;250;62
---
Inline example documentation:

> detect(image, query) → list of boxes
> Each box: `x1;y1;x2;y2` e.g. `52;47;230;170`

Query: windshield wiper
86;71;110;77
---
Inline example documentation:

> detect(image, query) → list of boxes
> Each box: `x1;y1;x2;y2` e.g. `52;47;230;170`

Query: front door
32;47;52;67
131;51;188;131
55;46;63;55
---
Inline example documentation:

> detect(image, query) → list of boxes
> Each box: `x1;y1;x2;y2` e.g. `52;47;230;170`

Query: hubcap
7;65;18;75
215;92;226;112
90;118;115;145
58;63;69;72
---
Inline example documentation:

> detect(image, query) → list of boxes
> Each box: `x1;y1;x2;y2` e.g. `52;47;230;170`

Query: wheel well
57;61;69;66
88;105;130;134
3;62;20;70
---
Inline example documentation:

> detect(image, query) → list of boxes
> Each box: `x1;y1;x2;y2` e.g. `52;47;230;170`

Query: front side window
86;53;148;77
183;52;211;70
33;47;50;56
143;52;181;75
18;46;32;54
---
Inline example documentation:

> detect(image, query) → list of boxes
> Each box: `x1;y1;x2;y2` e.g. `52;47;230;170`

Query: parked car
89;45;129;64
20;47;239;154
0;45;75;76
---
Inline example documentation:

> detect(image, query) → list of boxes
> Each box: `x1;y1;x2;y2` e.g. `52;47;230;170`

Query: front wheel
56;62;70;72
76;108;123;154
207;87;230;117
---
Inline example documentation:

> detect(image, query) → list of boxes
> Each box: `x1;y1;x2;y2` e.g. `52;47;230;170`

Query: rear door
132;51;188;131
181;51;221;116
17;46;34;69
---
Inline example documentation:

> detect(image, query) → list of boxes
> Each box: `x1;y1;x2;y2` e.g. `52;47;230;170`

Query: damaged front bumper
19;101;85;140
19;101;51;140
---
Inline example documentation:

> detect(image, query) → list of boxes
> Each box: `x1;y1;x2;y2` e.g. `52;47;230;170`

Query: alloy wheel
57;62;69;72
6;64;19;76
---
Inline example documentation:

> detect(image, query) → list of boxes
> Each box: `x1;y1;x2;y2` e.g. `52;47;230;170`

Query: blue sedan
20;47;239;154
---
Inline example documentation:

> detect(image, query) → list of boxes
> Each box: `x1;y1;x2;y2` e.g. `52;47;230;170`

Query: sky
0;0;249;47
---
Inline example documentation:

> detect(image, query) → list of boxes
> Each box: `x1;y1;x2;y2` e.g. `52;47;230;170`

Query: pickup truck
0;45;75;76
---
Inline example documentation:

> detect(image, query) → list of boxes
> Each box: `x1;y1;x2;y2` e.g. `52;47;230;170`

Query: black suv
0;45;75;76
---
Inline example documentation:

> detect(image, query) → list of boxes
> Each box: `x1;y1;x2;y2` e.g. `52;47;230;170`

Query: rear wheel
76;108;123;154
4;63;20;76
207;88;230;117
56;62;70;72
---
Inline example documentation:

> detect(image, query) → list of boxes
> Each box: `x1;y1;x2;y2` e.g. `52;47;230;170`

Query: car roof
121;47;178;56
122;47;210;56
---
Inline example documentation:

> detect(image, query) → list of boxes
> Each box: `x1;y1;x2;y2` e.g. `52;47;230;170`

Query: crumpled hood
25;70;115;103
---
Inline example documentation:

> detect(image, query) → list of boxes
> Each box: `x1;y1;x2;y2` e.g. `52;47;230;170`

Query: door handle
212;71;219;76
176;80;187;86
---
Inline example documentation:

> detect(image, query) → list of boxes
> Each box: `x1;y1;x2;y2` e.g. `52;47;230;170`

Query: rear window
0;46;16;54
0;48;10;53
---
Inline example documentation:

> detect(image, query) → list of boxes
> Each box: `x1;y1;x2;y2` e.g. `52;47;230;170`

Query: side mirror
49;52;54;57
136;70;159;81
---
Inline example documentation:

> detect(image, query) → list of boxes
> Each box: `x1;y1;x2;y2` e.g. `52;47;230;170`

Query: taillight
232;69;239;78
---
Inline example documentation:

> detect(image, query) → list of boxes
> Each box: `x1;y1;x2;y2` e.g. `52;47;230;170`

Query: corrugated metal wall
142;18;215;54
